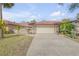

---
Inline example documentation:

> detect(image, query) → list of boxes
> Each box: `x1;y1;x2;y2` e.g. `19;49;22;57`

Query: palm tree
69;3;79;12
58;3;79;12
0;3;14;38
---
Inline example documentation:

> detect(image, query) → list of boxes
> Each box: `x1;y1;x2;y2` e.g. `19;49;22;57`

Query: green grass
0;34;33;56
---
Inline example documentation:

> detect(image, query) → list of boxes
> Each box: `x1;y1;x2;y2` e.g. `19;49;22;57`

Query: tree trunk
0;3;4;38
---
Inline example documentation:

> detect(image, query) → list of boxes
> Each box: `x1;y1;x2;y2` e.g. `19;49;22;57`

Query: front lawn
0;34;33;56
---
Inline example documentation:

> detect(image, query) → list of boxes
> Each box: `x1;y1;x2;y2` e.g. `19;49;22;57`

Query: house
4;20;32;34
4;20;19;33
18;22;32;34
3;19;79;35
3;20;31;34
28;21;60;34
4;20;60;34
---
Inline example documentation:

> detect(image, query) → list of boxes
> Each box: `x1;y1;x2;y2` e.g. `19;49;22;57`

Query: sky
3;3;79;22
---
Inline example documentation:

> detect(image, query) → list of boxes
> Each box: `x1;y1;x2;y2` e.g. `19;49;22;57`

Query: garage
35;21;59;34
36;26;56;33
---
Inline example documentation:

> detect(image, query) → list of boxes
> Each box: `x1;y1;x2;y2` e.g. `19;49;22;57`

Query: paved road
26;33;79;56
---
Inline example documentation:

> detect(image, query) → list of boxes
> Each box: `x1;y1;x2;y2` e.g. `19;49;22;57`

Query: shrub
59;19;75;37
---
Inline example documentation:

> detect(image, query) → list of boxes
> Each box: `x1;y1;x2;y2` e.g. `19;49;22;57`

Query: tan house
4;20;19;33
4;20;60;34
18;22;32;34
4;20;32;34
34;21;60;33
3;19;79;35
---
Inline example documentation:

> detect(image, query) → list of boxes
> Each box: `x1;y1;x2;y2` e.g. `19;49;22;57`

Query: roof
4;20;30;27
18;22;30;27
35;21;60;25
4;20;60;27
4;20;19;26
72;19;79;23
17;21;60;27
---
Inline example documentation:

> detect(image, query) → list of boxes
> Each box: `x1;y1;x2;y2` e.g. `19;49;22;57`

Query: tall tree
58;3;79;12
0;3;14;38
69;3;79;12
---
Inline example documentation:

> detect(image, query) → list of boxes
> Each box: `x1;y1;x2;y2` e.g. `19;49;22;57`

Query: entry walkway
27;33;79;56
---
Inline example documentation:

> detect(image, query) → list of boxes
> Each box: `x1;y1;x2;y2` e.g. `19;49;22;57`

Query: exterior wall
76;26;79;32
74;23;79;34
28;24;36;34
72;21;79;35
7;24;16;29
5;24;29;34
36;24;54;27
6;24;16;33
19;27;28;35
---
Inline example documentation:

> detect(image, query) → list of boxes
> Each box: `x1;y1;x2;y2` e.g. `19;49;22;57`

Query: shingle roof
35;21;60;25
4;20;19;26
18;22;30;27
4;20;60;27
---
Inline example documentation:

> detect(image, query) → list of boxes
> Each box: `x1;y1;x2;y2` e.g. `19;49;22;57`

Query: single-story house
5;19;79;35
18;22;32;34
34;21;60;33
4;20;32;34
4;20;19;33
17;21;60;34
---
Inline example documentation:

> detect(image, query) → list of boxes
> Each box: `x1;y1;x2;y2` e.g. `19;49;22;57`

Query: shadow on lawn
4;34;22;39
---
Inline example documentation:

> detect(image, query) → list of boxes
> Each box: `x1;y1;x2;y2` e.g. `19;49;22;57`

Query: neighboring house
28;22;36;34
18;22;31;34
72;20;79;35
4;20;32;34
4;20;19;33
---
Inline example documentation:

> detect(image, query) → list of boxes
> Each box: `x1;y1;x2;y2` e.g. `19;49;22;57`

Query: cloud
3;12;14;21
3;11;32;21
3;11;31;18
31;15;37;18
30;14;41;18
50;11;65;17
3;11;41;22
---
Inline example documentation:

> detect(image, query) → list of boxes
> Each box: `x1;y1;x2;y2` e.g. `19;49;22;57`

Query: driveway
26;33;79;56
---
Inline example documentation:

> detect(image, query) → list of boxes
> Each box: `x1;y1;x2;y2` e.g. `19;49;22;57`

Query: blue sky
3;3;79;22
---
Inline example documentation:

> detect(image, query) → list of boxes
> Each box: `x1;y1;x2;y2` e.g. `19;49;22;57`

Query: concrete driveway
26;33;79;56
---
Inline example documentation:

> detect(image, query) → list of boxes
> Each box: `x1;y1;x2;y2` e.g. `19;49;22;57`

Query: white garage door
36;27;55;33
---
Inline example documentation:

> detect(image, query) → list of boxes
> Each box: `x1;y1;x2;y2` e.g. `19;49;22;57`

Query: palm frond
3;3;14;8
69;3;79;12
